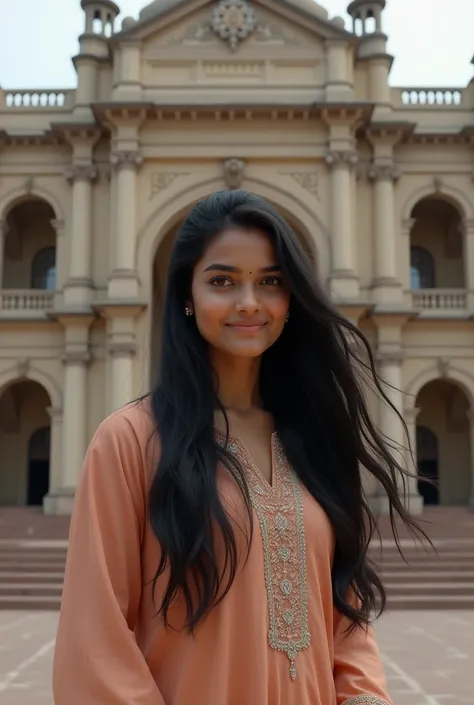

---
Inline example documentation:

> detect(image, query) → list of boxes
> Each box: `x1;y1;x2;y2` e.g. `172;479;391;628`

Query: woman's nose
236;283;260;312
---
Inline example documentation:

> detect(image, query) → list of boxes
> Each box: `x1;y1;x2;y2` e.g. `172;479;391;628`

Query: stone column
99;304;144;414
325;40;351;101
403;401;424;514
462;219;474;309
114;41;142;101
64;163;98;305
61;350;89;491
376;351;422;515
109;150;142;298
50;219;65;306
108;342;136;413
466;410;474;507
368;162;402;304
43;406;63;515
325;150;359;298
0;218;8;289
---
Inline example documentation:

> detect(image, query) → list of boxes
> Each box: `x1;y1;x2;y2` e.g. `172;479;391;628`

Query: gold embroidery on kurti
217;431;311;680
341;697;391;705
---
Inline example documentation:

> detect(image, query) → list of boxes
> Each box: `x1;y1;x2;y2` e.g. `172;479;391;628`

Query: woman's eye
261;276;282;286
210;276;233;287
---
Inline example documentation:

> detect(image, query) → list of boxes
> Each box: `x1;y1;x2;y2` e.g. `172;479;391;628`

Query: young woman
53;190;422;705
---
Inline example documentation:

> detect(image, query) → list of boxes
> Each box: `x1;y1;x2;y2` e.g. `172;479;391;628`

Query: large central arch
136;174;330;300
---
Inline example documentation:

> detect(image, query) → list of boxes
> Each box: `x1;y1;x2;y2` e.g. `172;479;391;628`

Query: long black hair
148;190;425;632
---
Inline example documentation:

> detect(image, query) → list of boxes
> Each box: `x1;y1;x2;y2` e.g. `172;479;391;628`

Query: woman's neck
210;351;261;412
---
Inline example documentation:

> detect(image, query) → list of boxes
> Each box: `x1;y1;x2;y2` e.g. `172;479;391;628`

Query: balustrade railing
0;289;55;311
0;89;74;110
395;87;464;107
412;289;467;310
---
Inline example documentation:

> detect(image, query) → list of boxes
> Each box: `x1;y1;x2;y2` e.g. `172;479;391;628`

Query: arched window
410;246;435;289
31;246;56;290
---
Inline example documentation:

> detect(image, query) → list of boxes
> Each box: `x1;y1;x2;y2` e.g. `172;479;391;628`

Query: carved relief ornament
325;151;358;169
110;151;143;172
211;0;258;51
368;163;401;183
149;173;181;201
224;158;246;189
65;164;98;184
289;172;320;200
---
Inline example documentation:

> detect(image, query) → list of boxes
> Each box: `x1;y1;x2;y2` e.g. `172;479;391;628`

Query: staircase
0;507;473;611
369;539;474;609
370;506;474;609
0;541;66;610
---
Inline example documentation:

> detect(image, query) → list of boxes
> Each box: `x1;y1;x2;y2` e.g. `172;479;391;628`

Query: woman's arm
53;409;166;705
333;605;393;705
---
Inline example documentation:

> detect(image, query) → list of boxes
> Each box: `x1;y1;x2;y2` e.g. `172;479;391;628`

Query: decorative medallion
211;0;258;51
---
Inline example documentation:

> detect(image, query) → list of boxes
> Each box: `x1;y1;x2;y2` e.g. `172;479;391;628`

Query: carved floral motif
149;173;181;201
289;172;320;200
211;0;258;51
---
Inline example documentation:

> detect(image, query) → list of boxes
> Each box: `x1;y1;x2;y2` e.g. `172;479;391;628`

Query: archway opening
415;379;471;506
416;425;439;505
27;426;51;506
409;197;464;290
2;198;57;290
149;208;316;384
0;380;51;506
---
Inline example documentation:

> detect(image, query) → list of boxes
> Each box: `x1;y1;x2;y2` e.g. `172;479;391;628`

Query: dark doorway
27;426;50;506
416;426;439;505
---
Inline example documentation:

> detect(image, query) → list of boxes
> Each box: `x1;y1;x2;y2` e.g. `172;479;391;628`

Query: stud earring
285;312;290;324
185;306;194;317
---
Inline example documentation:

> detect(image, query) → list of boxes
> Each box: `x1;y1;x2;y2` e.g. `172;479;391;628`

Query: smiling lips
226;321;268;333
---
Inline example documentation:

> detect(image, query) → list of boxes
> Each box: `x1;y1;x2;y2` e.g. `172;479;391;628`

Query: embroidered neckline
215;430;311;680
341;697;391;705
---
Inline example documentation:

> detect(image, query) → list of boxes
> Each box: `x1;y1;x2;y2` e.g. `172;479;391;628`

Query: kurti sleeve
53;409;165;705
333;600;393;705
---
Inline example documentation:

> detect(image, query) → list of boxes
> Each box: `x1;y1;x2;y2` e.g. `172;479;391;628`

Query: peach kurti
53;401;392;705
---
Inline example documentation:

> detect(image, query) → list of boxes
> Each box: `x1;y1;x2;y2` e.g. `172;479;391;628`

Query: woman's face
190;227;290;359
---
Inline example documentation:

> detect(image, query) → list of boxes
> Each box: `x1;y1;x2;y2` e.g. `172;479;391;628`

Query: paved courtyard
0;610;472;704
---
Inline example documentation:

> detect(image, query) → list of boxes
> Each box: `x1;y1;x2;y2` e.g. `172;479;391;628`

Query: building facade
1;0;474;515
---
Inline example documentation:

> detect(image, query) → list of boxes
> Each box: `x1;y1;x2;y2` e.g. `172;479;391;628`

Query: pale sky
0;0;473;89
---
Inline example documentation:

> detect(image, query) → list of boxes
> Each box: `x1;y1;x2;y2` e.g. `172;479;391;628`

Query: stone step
0;548;67;557
0;594;61;610
385;582;474;597
373;560;474;571
370;550;474;559
0;561;66;573
0;582;63;597
386;594;474;609
0;571;64;584
382;570;474;582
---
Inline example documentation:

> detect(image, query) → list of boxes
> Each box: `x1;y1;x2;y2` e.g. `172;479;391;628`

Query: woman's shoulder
80;397;159;496
93;397;155;445
88;397;159;473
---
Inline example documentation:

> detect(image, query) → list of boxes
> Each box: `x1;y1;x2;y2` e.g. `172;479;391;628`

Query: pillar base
377;493;424;516
108;269;140;299
371;277;403;305
43;488;76;516
329;270;360;299
63;277;94;306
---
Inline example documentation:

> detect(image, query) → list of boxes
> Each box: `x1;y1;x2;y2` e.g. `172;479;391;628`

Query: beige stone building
0;0;473;516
